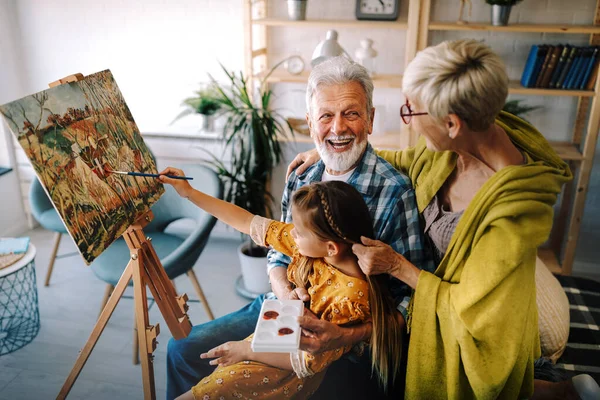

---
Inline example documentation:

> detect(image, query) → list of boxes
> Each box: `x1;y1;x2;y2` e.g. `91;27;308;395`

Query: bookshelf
243;0;600;275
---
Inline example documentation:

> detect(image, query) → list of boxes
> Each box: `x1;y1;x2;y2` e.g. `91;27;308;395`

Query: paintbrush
107;169;193;180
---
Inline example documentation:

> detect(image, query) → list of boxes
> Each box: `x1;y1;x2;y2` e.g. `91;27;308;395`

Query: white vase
287;0;307;21
238;243;271;295
354;38;378;76
200;114;214;132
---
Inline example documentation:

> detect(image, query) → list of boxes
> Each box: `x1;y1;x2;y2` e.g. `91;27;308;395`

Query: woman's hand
353;236;421;289
158;167;193;198
200;340;251;367
285;148;321;180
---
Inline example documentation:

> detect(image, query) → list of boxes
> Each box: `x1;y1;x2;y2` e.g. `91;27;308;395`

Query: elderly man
166;57;433;399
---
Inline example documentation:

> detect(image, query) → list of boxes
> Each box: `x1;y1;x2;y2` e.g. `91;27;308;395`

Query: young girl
159;167;403;400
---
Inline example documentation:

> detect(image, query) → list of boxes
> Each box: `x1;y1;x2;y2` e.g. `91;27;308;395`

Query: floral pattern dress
191;217;371;400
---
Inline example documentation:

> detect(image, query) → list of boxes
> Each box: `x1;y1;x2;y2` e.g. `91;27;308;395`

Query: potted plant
205;65;293;296
173;84;222;131
503;99;541;122
485;0;523;26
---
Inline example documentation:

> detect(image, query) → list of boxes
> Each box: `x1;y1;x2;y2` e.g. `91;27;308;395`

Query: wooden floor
0;227;249;400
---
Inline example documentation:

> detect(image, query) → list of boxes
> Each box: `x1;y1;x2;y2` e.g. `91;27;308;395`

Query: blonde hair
403;39;508;131
291;181;403;391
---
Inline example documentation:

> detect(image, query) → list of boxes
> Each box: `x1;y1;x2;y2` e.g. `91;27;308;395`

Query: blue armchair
29;177;69;286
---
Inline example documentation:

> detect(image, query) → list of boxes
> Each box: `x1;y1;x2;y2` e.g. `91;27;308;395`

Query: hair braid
316;186;349;242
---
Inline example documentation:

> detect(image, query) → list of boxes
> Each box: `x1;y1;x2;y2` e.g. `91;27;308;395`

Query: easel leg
186;269;215;320
57;262;134;399
44;232;62;286
132;250;157;400
133;309;140;365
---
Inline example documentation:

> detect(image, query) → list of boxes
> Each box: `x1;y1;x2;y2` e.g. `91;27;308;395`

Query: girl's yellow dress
191;217;371;400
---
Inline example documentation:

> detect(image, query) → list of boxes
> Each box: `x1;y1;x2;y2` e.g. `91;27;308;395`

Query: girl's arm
158;167;253;235
200;340;293;370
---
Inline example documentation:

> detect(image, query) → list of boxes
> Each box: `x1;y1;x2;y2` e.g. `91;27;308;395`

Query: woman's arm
159;167;254;235
285;148;320;180
352;236;421;289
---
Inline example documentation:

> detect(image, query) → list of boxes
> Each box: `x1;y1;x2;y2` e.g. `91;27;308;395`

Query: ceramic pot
491;5;512;26
287;0;307;21
238;242;271;294
200;114;214;132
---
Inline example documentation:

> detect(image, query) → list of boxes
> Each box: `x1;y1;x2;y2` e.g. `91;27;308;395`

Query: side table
0;244;40;355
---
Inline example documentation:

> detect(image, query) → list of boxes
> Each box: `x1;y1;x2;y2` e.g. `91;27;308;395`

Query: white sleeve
249;215;271;247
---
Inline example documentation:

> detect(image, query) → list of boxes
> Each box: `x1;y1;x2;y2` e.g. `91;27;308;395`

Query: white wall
8;0;244;132
0;0;28;236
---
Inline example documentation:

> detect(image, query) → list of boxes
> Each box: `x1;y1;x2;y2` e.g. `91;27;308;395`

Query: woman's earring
328;251;333;256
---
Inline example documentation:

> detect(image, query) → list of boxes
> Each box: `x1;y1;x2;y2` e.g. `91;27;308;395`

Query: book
539;45;563;88
0;237;30;256
521;45;541;87
570;47;592;89
585;52;600;90
535;45;555;88
563;48;585;89
527;45;549;88
556;46;580;89
578;46;599;90
549;45;570;88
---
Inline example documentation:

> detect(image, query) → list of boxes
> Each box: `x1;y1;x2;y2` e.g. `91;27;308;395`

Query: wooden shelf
538;248;562;274
508;81;595;97
429;22;600;34
260;75;594;96
259;70;403;88
252;18;408;30
549;141;583;161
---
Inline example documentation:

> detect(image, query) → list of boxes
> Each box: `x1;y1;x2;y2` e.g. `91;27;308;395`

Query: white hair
306;56;374;121
403;39;509;131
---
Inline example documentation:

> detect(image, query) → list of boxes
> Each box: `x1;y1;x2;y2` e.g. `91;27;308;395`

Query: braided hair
291;181;403;391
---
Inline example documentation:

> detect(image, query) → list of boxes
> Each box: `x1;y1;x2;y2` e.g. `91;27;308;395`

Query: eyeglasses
400;100;428;124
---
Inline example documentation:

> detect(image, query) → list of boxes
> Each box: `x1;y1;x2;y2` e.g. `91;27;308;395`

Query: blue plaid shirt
267;144;434;320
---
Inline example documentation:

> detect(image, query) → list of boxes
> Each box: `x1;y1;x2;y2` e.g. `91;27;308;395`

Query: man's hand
200;341;251;367
298;316;346;354
285;148;321;180
269;267;310;301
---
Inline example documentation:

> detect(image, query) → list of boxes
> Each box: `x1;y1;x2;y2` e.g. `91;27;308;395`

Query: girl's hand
352;236;405;277
285;149;321;180
158;167;193;198
200;340;251;367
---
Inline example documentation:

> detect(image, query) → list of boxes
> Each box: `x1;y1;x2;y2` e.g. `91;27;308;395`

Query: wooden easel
49;74;192;400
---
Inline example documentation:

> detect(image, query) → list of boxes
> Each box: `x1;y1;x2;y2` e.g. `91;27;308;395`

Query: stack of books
520;45;600;90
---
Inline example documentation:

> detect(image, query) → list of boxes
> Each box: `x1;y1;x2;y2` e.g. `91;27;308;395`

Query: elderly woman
290;39;600;399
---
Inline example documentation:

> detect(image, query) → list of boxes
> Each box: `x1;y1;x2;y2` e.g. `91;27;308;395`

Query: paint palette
251;299;304;353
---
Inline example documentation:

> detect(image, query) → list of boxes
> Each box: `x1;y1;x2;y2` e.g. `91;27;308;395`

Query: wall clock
284;55;305;76
356;0;400;21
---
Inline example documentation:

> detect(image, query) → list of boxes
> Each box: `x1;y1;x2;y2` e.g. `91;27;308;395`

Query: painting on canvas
0;70;164;264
